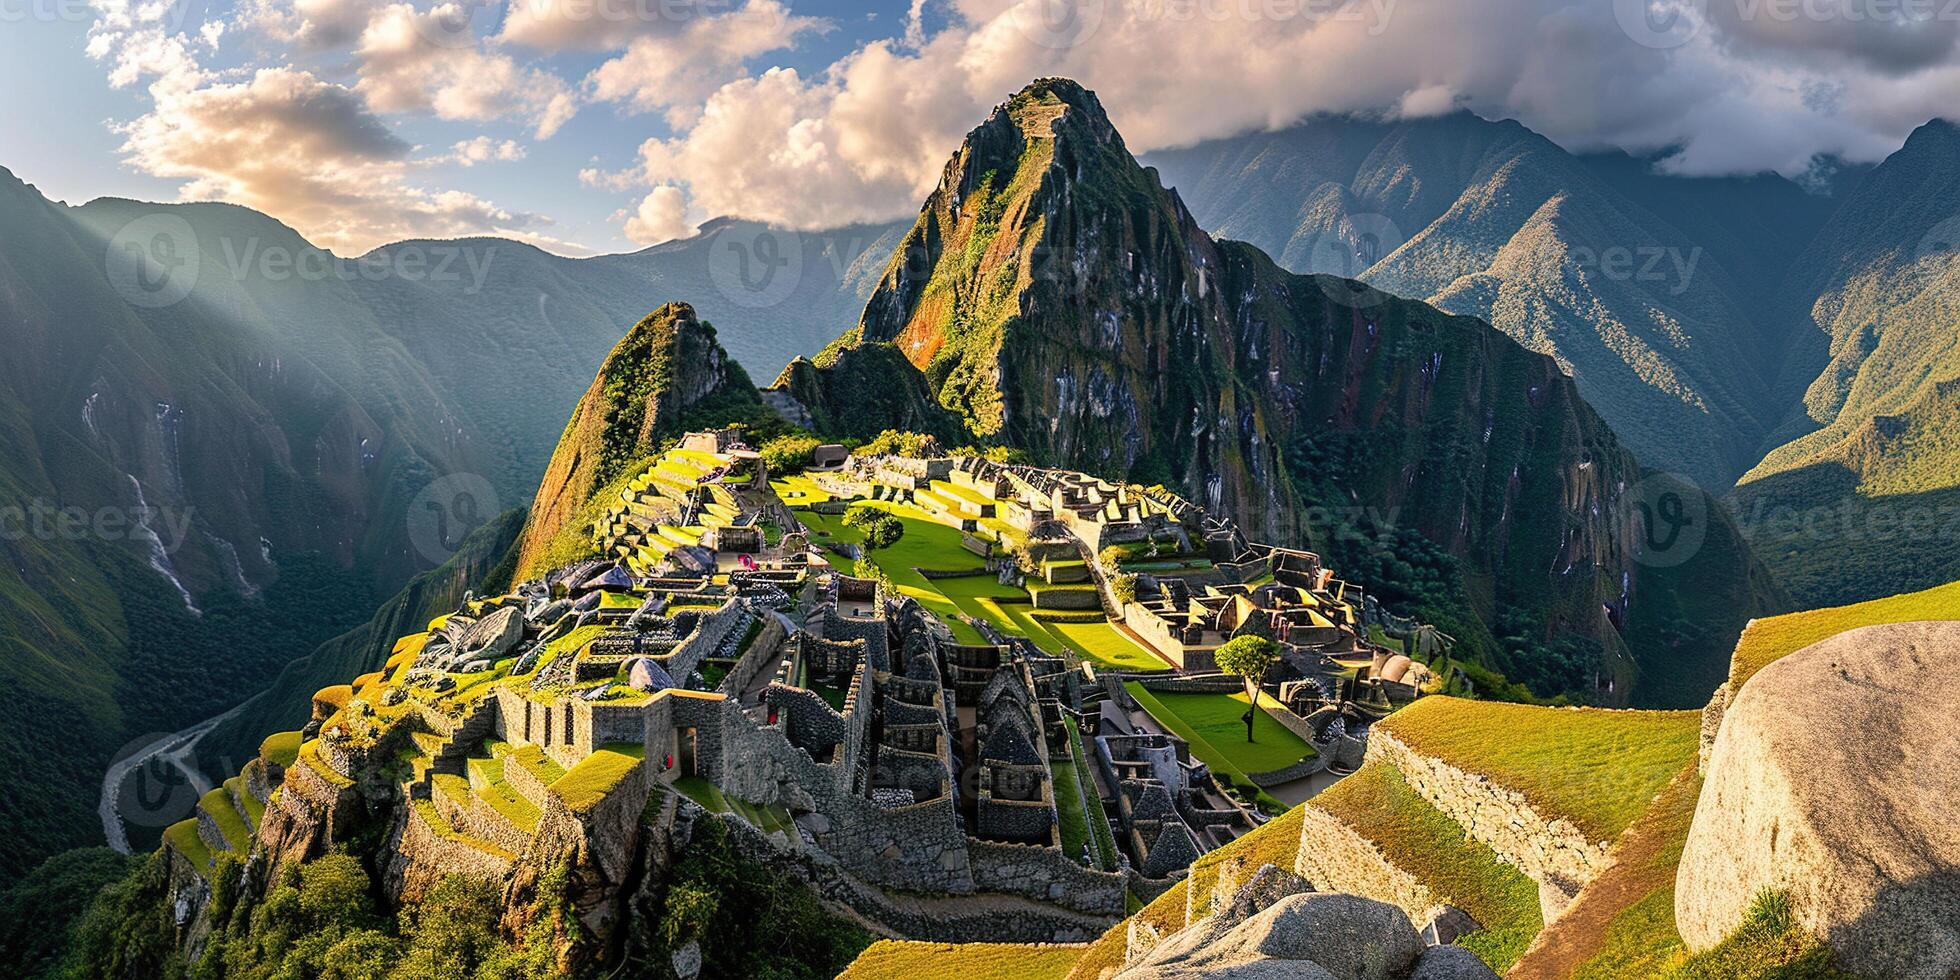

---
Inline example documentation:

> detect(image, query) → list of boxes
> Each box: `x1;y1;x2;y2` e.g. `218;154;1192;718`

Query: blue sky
6;0;1956;257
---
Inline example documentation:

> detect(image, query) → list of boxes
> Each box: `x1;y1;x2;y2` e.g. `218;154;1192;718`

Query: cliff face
514;302;760;577
824;80;1777;704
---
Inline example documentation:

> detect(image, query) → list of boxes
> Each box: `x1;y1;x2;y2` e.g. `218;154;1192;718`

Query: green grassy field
163;818;215;874
197;787;253;853
1314;762;1543;971
798;500;1166;669
1729;578;1960;687
1376;697;1700;841
841;941;1085;980
259;730;303;769
1125;684;1312;804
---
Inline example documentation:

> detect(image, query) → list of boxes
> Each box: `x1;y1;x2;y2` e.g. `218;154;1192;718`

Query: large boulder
1121;891;1423;980
1677;620;1960;978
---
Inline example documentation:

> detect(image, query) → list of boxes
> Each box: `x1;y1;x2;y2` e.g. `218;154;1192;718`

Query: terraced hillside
845;696;1708;978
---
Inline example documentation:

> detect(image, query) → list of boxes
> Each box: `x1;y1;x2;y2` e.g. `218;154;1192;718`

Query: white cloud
623;184;696;243
604;0;1960;233
442;135;528;165
355;3;579;138
585;0;827;126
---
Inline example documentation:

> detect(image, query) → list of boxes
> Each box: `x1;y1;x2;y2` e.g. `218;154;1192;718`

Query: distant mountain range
0;168;896;880
4;89;1958;883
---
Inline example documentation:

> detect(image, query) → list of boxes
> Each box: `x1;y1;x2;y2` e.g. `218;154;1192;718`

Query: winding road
98;694;261;854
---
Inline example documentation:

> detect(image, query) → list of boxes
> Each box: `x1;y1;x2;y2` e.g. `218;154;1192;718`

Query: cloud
584;0;828;126
602;0;1960;234
236;0;378;50
623;184;696;243
355;3;579;138
441;135;528;165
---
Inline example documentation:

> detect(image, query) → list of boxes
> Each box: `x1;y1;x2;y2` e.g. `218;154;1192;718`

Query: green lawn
467;758;542;832
198;786;253;853
673;775;798;837
259;730;302;769
1376;697;1700;841
1729;578;1960;687
550;744;644;813
164;818;214;874
225;775;264;830
841;941;1083;980
1064;717;1119;872
1125;685;1313;799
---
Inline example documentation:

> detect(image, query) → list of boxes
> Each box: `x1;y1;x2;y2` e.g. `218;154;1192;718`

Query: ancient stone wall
386;802;514;903
967;839;1128;915
1293;804;1436;924
1368;730;1608;897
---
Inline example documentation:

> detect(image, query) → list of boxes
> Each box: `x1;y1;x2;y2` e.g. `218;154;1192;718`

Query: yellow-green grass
259;730;303;769
1051;735;1095;864
672;775;798;837
1064;717;1119;871
841;941;1084;980
1046;620;1166;671
508;742;568;788
467;758;542;832
770;474;837;505
225;775;264;830
198;786;253;853
1729;578;1960;688
1125;685;1313;797
550;744;644;812
1376;697;1699;841
939;578;1164;670
164;818;215;874
298;740;355;789
1067;803;1307;980
1314;762;1542;971
1559;769;1704;979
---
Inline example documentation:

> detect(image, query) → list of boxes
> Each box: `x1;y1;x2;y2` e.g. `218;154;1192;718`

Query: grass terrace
198;786;253;853
798;499;1165;669
1066;802;1308;979
164;819;215;875
841;941;1085;980
1125;684;1313;807
1064;717;1119;871
673;775;799;838
259;730;302;769
1375;697;1700;841
550;743;644;813
1729;578;1960;688
1313;762;1543;971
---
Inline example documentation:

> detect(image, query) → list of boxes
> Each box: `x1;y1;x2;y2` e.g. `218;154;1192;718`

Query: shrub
759;434;820;475
1110;573;1139;605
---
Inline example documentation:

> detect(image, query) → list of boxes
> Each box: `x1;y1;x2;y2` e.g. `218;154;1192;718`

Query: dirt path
1505;764;1702;978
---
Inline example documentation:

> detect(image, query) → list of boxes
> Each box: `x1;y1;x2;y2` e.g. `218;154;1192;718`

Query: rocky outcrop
1677;621;1960;979
1116;863;1494;980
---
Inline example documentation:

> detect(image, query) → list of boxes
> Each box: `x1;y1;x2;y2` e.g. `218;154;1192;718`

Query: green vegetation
1729;578;1960;687
1125;684;1310;809
1062;718;1118;871
759;433;821;474
198;787;253;854
842;941;1084;979
1314;763;1543;971
642;817;871;979
1656;891;1852;979
1214;635;1279;743
843;505;906;550
259;730;303;770
1377;697;1701;841
673;776;798;838
550;743;645;813
0;847;137;980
